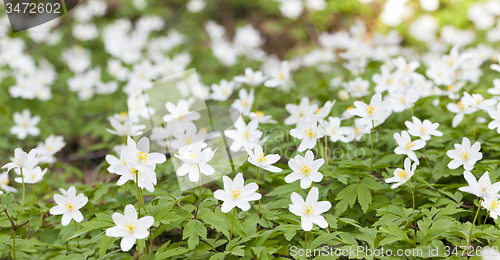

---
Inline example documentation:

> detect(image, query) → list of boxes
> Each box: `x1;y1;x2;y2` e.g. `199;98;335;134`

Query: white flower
163;99;201;132
288;187;331;231
224;118;263;152
106;119;146;137
231;88;254;116
348;93;387;121
460;171;500;198
264;61;292;89
462;92;497;112
174;142;216;182
248;111;276;124
106;205;154;252
36;135;66;164
14;166;46;184
446;137;482;171
393;131;426;164
112;149;157;192
323;117;348;142
2;148;38;173
49;186;88;226
290;119;325;152
10;109;40;140
285;150;324;189
211;79;234;101
447;99;475;128
214;173;262;213
488;103;500;133
123;137;167;175
385;158;416;189
245;145;282;173
481;198;500;220
313;101;335;121
284;97;318;125
0;172;17;193
233;67;267;87
405;116;443;141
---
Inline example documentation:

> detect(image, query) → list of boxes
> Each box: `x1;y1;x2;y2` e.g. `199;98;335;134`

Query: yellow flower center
305;205;314;215
447;85;453;91
124;223;136;233
366;106;374;115
137;152;149;163
243;131;249;138
405;142;415;149
231;188;242;198
2;178;9;185
420;126;426;134
400;97;406;104
188;154;198;161
120;111;128;117
257;153;267;163
305;128;314;138
130;168;137;176
278;73;285;80
490;200;500;210
255;111;264;118
185;137;192;144
387;78;392;84
65;202;74;211
315;108;322;115
457;101;465;111
241;100;249;107
300;164;311;176
397;170;408;180
347;106;354;110
461;152;470;160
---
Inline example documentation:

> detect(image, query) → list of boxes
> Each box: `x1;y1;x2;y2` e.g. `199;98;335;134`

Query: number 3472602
5;2;62;14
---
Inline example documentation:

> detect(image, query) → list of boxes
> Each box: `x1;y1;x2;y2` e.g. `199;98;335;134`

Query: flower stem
408;181;415;210
370;120;374;174
482;213;488;231
20;168;25;209
149;227;153;253
138;243;142;260
324;136;328;165
74;221;80;248
423;147;432;176
305;231;308;251
256;167;261;216
136;172;140;215
194;165;202;219
473;111;478;140
139;188;145;212
12;228;16;260
468;204;481;247
230;208;236;240
123;183;127;207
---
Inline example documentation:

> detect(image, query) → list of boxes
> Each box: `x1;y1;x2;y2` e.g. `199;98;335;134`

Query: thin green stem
230;208;236;240
138;243;142;260
136;172;140;215
194;165;202;219
256;167;261;216
74;221;80;248
473;111;478;140
149;227;153;253
482;213;488;231
20;168;25;209
12;228;16;260
423;147;432;176
139;187;145;212
123;183;127;207
408;181;415;210
371;120;374;174
468;204;481;247
324;136;328;165
305;231;308;251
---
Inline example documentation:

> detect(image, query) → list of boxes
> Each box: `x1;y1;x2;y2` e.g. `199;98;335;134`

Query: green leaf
98;236;115;258
183;219;207;250
357;183;372;213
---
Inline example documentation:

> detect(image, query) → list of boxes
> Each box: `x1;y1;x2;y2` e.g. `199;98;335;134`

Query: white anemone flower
2;148;39;173
288;187;331;231
285;150;324;189
347;93;387;121
405;116;443;141
481;198;500;220
290;119;325;152
49;186;88;226
245;145;282;173
393;131;426;164
385;158;416;189
459;171;500;198
446;137;482;171
106;204;154;252
213;173;262;213
174;142;216;182
10;109;40;140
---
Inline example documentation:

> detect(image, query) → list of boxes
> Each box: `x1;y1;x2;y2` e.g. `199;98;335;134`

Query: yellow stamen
305;205;314;215
490;200;500;210
124;223;135;233
300;164;311;176
397;170;408;180
65;202;74;211
405;142;415;149
255;111;264;118
461;152;470;160
231;188;242;198
137;151;149;163
366;106;374;115
257;153;267;163
305;128;314;138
